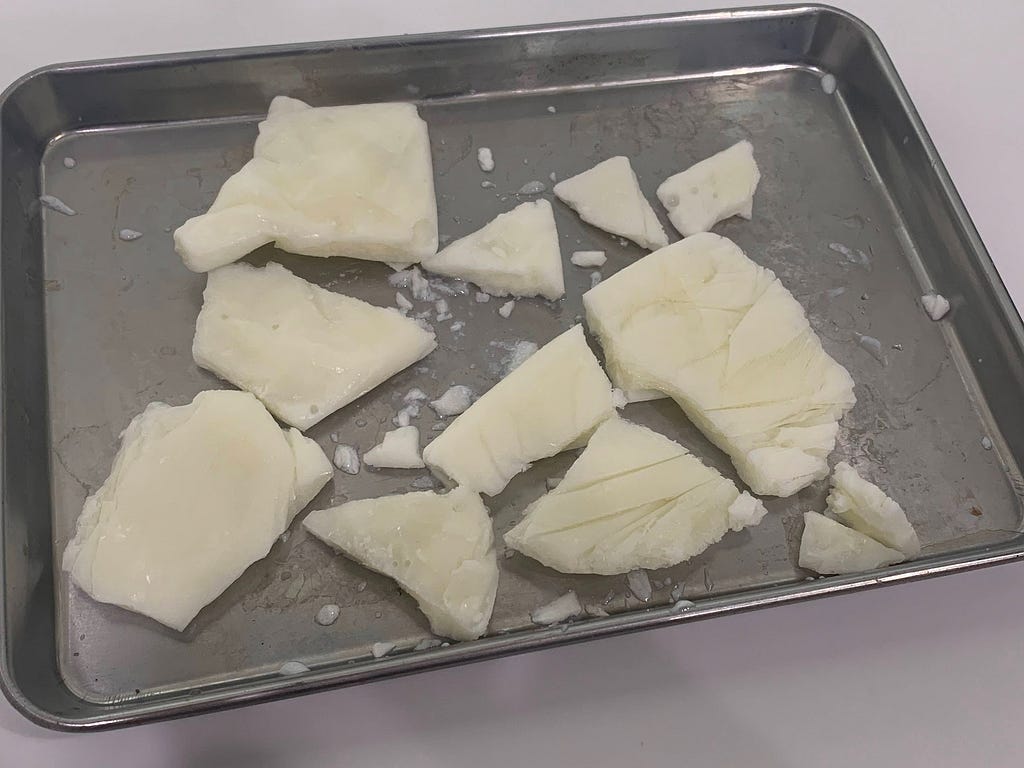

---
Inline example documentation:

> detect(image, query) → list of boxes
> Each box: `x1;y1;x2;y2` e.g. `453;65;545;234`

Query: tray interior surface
4;6;1023;728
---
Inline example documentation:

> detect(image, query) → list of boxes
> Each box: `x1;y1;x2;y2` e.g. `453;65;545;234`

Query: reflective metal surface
2;4;1022;729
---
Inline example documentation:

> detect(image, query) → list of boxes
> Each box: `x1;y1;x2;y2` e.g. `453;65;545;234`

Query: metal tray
3;4;1023;730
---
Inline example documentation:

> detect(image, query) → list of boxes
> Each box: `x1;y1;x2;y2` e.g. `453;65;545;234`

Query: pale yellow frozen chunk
423;325;615;496
174;97;438;272
62;390;332;631
657;140;761;236
505;418;766;574
193;262;436;430
584;233;855;497
304;487;498;640
798;512;904;575
827;462;920;556
421;200;565;300
553;156;668;250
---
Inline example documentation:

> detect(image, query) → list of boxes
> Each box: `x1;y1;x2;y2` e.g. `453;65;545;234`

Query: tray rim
3;2;1023;731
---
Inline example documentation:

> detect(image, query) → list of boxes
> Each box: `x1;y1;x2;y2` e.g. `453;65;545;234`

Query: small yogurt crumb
477;147;495;172
315;604;341;626
278;661;310;676
413;637;443;651
475;292;491;303
393;402;420;427
363;426;424;469
589;271;603;288
981;436;993;450
611;388;628;409
39;194;76;216
62;156;77;168
626;570;652;602
435;299;449;315
404;388;428;403
570;250;606;268
546;105;557;113
119;229;143;242
517;180;546;195
371;641;396;659
531;591;582;625
388;270;413;289
548;171;557;183
856;333;887;366
429;385;474;417
498;300;515;318
481;180;496;189
450;320;465;333
333;444;360;474
820;73;837;94
410;267;437;302
921;293;951;321
395;292;413;313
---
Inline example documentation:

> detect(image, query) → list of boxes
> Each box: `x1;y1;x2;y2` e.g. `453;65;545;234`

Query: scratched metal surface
5;6;1024;729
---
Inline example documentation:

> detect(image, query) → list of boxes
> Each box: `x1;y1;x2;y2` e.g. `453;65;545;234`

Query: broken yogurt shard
304;486;498;640
505;418;766;574
554;156;668;250
423;325;615;496
798;511;904;575
656;140;760;237
421;200;565;300
827;462;919;556
62;390;332;631
584;233;855;497
174;97;438;272
193;262;436;430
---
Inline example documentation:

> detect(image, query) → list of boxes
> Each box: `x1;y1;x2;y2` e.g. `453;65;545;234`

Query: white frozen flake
39;194;76;216
531;592;582;625
364;426;423;469
477;147;495;172
570;250;607;268
371;641;396;658
430;385;475;417
315;604;340;626
278;661;310;676
332;444;360;474
498;300;515;318
626;569;652;602
118;229;143;241
921;293;950;321
517;180;547;195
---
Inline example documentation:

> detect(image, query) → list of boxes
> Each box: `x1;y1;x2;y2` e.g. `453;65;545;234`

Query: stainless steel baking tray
3;4;1022;730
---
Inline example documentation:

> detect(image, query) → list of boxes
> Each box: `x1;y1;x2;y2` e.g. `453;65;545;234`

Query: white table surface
2;1;1022;764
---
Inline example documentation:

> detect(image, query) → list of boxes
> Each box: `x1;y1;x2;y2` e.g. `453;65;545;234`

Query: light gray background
1;1;1021;765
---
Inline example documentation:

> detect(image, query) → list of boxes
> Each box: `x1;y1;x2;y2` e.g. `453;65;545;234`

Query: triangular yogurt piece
421;200;565;299
304;486;498;640
554;156;668;250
